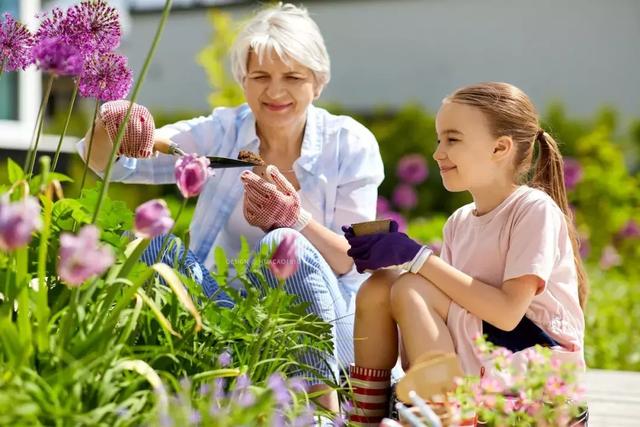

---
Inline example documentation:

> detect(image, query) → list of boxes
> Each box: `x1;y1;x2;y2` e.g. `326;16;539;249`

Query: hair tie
536;129;545;141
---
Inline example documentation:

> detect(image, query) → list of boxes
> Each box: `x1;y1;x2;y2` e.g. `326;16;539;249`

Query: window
0;0;42;151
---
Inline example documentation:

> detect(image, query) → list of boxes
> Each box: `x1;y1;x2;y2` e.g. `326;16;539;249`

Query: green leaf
7;158;24;184
214;245;229;282
29;172;73;190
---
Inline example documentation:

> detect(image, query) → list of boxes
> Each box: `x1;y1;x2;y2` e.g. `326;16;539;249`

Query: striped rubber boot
349;364;391;426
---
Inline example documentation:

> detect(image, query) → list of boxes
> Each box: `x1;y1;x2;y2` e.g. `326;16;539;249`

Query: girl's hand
241;165;311;232
342;220;423;273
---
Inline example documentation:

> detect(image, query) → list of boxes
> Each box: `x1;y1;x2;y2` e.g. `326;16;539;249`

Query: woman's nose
265;79;286;98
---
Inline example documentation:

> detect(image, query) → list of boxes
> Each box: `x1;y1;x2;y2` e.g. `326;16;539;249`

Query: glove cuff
292;207;312;231
409;245;433;274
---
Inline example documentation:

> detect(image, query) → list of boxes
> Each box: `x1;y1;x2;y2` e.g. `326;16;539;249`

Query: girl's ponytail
533;131;589;308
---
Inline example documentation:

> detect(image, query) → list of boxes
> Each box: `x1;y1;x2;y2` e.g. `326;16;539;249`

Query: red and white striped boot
349;364;391;426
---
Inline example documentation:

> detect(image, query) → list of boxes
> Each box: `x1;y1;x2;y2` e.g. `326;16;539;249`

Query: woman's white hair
230;3;331;90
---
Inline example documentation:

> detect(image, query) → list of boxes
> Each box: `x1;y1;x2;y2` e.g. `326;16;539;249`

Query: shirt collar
238;104;322;176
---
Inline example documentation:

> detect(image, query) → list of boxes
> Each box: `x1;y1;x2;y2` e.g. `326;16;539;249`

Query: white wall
115;0;640;118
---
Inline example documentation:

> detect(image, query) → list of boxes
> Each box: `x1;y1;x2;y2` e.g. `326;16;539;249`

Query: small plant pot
351;219;392;236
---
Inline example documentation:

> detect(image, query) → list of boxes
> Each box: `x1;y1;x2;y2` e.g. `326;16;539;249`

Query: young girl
342;82;588;425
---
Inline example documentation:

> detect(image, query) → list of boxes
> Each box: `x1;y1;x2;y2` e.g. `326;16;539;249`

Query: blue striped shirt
79;103;384;292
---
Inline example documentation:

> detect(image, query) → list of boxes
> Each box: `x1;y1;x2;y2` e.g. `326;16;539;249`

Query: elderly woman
78;3;383;411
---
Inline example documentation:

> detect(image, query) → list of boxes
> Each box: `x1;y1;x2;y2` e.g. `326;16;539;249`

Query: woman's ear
492;136;514;161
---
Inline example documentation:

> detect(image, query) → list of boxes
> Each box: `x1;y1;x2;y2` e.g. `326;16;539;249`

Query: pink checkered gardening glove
99;100;155;158
240;165;311;232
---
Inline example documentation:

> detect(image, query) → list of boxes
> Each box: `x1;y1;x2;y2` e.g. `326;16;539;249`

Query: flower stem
0;57;6;80
25;74;55;179
36;157;53;353
52;79;79;172
15;247;32;351
79;100;100;194
92;0;174;224
153;197;187;265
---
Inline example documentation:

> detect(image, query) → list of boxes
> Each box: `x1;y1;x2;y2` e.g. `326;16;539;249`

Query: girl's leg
247;228;348;412
350;269;401;426
141;234;234;307
389;273;455;366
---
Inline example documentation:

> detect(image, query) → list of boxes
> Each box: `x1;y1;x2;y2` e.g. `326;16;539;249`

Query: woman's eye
252;75;268;80
287;76;302;80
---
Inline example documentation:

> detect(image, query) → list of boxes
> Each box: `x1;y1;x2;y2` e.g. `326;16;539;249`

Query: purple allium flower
619;219;640;239
0;12;35;72
134;199;174;239
599;245;622;270
32;36;84;76
188;409;201;425
578;235;590;259
397;154;428;185
174;154;213;198
376;196;390;216
391;183;418;210
64;0;121;54
267;373;292;408
271;411;287;427
563;157;583;191
217;350;232;367
57;225;114;286
380;211;407;233
0;195;42;251
292;405;316;427
288;377;308;393
79;52;132;101
231;374;255;407
427;241;442;256
269;233;299;280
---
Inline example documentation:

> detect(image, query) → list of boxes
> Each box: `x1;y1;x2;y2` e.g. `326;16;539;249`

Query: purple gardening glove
341;220;423;273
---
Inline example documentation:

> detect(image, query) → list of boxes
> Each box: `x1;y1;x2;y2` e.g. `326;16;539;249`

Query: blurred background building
1;0;639;153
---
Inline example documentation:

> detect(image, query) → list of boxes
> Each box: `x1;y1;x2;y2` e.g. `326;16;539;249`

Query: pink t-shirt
441;185;585;374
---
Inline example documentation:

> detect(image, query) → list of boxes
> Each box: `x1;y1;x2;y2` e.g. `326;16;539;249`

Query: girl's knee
390;274;450;320
355;270;399;310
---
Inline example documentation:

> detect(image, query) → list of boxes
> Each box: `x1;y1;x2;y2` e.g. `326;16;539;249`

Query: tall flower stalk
93;0;174;223
51;80;79;172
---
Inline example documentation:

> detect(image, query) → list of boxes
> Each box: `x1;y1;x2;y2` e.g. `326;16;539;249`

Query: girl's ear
492;136;514;161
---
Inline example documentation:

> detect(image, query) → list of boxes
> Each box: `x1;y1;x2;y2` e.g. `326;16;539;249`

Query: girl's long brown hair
445;82;588;308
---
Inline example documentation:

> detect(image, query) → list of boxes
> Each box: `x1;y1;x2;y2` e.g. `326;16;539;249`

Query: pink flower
578;234;590;259
563;157;583;191
381;211;407;232
57;225;114;286
392;184;418;210
269;233;298;280
599;245;621;270
521;347;546;365
544;376;567;398
376;196;390;216
0;196;42;251
480;377;505;394
0;12;35;72
174;154;213;198
397;154;428;184
134;199;174;239
618;220;640;239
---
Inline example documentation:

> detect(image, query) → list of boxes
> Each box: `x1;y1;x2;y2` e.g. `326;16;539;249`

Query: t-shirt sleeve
503;199;566;293
439;216;454;264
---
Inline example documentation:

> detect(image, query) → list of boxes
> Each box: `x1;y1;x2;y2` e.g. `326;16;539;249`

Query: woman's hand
241;165;311;232
342;220;423;273
99;100;156;159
